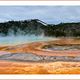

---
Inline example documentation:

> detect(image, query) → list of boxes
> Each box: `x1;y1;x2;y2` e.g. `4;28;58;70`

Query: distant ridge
0;19;80;37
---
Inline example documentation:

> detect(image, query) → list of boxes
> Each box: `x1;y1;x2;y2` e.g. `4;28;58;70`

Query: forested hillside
0;19;80;37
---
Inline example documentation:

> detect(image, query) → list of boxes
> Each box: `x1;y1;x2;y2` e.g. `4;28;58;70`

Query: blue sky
0;6;80;24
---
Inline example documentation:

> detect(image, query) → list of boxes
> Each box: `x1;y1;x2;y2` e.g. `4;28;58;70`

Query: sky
0;6;80;24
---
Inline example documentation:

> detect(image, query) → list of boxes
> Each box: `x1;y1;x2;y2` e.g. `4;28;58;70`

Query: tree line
0;19;80;37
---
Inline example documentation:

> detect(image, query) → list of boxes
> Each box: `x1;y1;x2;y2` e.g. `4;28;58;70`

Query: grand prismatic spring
0;6;80;74
0;35;80;74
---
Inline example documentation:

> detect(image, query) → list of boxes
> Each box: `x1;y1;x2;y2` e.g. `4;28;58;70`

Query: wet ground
0;38;80;74
43;44;80;50
0;52;80;62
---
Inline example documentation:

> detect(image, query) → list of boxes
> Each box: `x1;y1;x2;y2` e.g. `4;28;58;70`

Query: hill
0;19;80;37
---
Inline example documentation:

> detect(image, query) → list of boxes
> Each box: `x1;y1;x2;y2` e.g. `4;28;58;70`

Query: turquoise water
0;35;57;46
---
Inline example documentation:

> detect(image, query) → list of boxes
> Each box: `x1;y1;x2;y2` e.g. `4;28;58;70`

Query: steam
7;28;26;36
0;25;46;37
0;29;54;46
0;35;54;46
0;27;56;46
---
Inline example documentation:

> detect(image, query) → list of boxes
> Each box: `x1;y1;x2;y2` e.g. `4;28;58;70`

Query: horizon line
0;19;80;25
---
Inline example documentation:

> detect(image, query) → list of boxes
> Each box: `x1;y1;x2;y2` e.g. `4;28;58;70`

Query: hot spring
0;35;57;46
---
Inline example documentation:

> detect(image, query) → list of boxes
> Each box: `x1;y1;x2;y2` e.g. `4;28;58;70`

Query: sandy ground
0;38;80;74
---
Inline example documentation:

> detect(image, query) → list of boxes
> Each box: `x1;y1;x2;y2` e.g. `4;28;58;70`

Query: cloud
0;6;80;24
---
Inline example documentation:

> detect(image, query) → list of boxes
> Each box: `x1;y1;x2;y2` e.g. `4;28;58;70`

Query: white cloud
0;6;80;24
